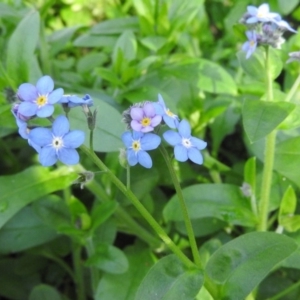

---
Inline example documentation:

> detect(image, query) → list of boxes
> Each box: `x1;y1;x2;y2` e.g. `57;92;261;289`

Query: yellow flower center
131;140;141;152
36;95;48;107
52;137;64;150
250;40;255;46
166;109;175;117
141;117;151;127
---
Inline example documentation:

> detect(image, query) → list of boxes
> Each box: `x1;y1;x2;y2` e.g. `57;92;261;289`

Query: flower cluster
121;95;207;168
12;75;92;166
240;3;297;59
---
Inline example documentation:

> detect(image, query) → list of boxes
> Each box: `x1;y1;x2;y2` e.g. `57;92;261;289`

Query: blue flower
246;4;279;24
273;15;297;33
153;94;179;129
29;115;85;166
163;119;207;165
17;75;64;118
242;31;258;59
121;131;161;168
59;94;93;108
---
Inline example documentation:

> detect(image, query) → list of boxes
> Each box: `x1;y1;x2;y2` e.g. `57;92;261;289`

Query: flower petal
37;104;54;118
163;115;178;129
48;88;64;104
130;107;143;121
132;131;144;140
58;148;80;165
150;115;162;127
143;103;155;117
122;131;133;148
131;120;143;131
153;102;164;115
163;130;181;146
141;133;161;150
247;6;257;15
29;128;52;146
127;149;138;166
174;145;188;162
137;151;152;168
36;75;54;94
39;146;57;166
188;147;203;165
141;126;154;133
190;137;207;150
18;101;37;117
178;120;191;137
52;115;70;136
63;130;85;148
17;83;38;102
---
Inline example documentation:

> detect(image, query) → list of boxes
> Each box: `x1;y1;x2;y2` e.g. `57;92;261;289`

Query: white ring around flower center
182;138;192;148
52;136;64;150
131;140;141;152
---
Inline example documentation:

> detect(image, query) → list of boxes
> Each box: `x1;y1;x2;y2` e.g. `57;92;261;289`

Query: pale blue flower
163;120;207;165
59;94;93;108
242;31;258;59
246;4;279;24
122;131;161;168
153;94;179;129
17;75;64;118
29;115;85;166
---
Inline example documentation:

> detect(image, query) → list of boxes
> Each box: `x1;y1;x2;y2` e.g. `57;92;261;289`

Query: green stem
89;130;94;152
80;145;195;269
85;237;100;295
85;178;161;248
126;164;130;189
257;46;276;232
285;71;300;102
72;242;86;300
159;145;202;268
268;280;300;300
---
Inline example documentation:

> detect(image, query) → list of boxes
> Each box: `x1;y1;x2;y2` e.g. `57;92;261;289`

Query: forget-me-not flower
242;31;258;59
153;94;179;129
29;115;85;166
59;94;93;108
246;4;279;24
17;75;64;118
122;131;161;168
163;119;207;165
130;102;162;132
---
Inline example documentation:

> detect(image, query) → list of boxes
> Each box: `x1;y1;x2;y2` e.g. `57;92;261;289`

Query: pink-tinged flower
130;102;162;132
242;31;258;59
17;75;64;118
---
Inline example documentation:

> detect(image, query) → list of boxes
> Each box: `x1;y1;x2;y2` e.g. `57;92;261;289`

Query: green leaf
198;59;237;95
244;157;256;196
278;0;299;15
96;67;123;86
140;36;167;52
6;10;40;82
113;30;137;64
91;17;139;35
32;195;71;231
206;232;298;300
95;245;154;300
135;255;203;300
242;99;295;142
68;100;123;152
86;243;128;274
0;206;58;254
237;48;283;81
29;284;62;300
274;137;300;188
73;34;117;48
90;201;118;232
163;184;256;227
0;104;17;138
0;166;77;229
